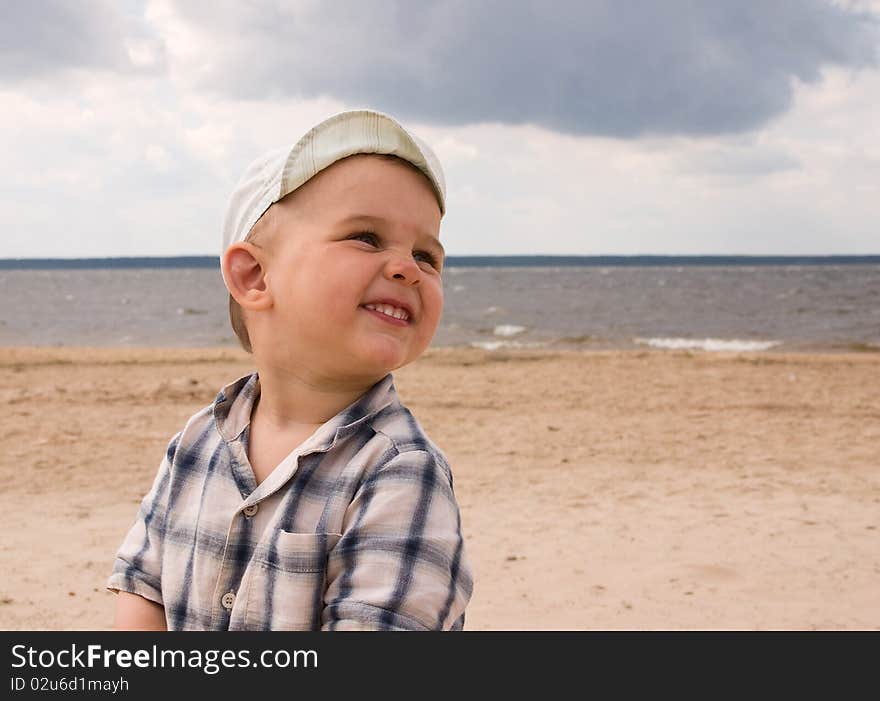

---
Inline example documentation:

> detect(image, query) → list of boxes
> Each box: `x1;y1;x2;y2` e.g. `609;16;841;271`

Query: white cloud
0;2;878;258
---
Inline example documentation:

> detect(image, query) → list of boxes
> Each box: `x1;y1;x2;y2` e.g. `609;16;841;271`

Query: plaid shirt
107;372;473;630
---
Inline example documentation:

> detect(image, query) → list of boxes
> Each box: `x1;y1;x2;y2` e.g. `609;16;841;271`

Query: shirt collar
212;372;398;450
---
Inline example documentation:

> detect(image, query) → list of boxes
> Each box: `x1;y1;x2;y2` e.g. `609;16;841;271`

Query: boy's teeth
365;303;409;320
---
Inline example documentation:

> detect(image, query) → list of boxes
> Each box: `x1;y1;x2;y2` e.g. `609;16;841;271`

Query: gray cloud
5;1;878;136
168;0;878;137
167;0;880;137
0;0;160;79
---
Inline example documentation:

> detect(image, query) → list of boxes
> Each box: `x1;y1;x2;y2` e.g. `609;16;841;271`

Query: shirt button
221;592;236;610
243;504;259;517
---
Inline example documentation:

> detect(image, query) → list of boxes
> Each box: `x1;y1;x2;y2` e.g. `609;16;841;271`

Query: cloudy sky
2;0;879;258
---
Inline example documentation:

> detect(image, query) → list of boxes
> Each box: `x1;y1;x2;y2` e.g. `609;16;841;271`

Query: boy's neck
251;362;380;430
245;363;384;487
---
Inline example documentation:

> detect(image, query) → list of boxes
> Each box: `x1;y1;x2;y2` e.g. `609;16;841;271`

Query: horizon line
2;253;879;270
3;253;880;260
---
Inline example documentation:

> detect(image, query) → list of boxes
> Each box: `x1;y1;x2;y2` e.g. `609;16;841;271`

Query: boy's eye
350;232;441;272
351;231;379;245
414;251;440;269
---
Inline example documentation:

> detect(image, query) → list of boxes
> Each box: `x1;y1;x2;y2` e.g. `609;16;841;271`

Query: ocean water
1;263;878;352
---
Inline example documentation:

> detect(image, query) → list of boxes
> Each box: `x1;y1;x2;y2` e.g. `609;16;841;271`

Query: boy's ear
222;242;272;311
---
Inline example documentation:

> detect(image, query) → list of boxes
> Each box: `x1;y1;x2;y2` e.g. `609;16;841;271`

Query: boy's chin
352;340;423;376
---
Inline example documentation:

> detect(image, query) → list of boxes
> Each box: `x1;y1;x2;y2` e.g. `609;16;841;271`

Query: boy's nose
384;252;421;285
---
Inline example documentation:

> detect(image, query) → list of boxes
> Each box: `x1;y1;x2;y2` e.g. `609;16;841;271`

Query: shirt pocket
244;531;342;631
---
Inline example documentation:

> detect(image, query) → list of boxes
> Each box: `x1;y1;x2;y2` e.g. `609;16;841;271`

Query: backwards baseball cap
220;109;446;254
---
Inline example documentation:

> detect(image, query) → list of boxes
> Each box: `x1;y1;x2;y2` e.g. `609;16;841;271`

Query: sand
0;345;877;630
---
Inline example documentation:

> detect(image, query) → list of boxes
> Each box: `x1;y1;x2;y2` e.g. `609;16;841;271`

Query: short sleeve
322;449;474;630
105;432;181;606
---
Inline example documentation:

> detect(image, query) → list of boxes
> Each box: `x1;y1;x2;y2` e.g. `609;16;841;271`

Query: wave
493;324;526;337
470;340;546;351
634;337;782;352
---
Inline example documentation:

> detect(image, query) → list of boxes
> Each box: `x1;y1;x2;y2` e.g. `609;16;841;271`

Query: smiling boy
107;110;473;630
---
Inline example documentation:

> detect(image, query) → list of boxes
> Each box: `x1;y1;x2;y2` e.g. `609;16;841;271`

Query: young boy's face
256;154;445;382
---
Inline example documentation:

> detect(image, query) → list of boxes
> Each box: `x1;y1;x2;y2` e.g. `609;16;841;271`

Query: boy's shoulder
333;372;454;484
159;372;257;461
369;396;451;470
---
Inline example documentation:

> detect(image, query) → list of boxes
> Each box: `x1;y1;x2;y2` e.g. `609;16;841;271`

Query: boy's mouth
361;300;412;324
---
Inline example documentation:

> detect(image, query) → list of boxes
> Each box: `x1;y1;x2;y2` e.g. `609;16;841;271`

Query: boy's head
220;110;447;383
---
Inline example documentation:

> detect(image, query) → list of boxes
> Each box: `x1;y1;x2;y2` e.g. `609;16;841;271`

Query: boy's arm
323;449;473;630
113;592;167;631
106;432;180;628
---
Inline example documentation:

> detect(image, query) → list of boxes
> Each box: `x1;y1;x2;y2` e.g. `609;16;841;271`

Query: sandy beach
0;345;877;630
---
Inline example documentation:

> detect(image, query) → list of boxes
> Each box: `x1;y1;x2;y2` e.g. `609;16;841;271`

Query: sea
1;256;878;353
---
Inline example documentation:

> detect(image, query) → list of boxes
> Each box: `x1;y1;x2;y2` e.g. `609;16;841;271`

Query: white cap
220;109;446;254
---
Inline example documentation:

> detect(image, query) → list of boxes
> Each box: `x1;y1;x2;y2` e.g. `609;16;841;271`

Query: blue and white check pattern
107;372;473;630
